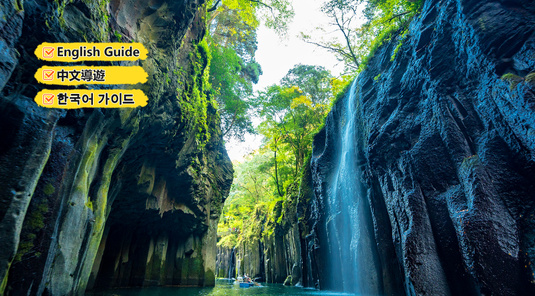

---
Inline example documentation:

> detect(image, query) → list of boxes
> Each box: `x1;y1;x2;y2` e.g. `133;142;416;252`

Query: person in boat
244;275;251;283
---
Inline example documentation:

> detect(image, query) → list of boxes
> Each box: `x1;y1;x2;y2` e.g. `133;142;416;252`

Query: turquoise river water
89;279;356;296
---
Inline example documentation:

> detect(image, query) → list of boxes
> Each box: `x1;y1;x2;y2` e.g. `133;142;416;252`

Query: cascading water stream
325;79;381;294
228;248;236;279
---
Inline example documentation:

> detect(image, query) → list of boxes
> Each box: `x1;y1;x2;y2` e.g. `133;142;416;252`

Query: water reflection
89;279;356;296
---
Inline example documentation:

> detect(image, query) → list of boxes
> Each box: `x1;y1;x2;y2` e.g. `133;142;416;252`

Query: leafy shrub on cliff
330;74;355;106
500;72;535;90
181;40;214;149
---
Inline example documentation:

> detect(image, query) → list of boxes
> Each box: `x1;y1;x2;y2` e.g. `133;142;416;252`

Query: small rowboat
239;282;255;288
234;276;260;288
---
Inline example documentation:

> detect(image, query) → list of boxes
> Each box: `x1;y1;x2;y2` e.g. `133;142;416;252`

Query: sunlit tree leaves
254;64;333;196
206;0;294;140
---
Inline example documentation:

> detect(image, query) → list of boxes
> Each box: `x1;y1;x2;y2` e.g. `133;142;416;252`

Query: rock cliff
0;0;233;295
308;0;535;295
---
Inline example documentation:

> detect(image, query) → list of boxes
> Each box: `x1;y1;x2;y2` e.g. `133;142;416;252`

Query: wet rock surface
307;0;535;295
0;0;232;295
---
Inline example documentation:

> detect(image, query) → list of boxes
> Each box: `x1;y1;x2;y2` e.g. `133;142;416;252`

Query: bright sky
225;0;345;162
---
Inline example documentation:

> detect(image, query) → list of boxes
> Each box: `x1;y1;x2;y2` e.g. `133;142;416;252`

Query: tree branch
386;11;412;22
248;0;274;11
222;110;238;138
273;140;284;197
333;13;360;68
207;0;221;12
302;39;357;69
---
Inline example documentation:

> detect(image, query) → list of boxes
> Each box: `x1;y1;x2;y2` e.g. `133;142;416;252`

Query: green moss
391;29;409;61
43;183;55;196
113;30;122;42
331;78;354;107
82;0;111;41
148;252;161;281
27;201;48;230
261;199;283;239
179;38;215;151
191;258;204;280
82;136;128;273
359;24;399;72
501;73;524;90
181;257;190;281
283;275;292;286
55;0;67;29
1;262;10;294
85;200;93;211
14;200;48;262
14;0;23;12
501;73;522;81
204;269;215;286
14;240;34;262
119;108;134;125
525;72;535;84
27;213;44;230
74;135;131;293
461;154;480;170
374;73;382;82
355;0;423;73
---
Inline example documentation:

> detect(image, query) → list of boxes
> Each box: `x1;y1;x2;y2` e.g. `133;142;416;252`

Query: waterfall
324;79;381;294
229;247;236;279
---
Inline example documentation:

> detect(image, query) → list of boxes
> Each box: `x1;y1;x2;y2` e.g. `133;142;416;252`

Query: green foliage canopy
206;0;294;140
254;64;333;196
217;65;350;252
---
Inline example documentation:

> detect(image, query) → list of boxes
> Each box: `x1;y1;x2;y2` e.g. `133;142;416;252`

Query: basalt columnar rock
307;0;535;295
0;0;233;295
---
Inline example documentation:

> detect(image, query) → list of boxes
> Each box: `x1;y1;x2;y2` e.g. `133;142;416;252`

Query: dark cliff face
0;0;233;295
308;0;535;295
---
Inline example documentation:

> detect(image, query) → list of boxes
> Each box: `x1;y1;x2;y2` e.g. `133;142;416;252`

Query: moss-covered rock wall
0;0;233;295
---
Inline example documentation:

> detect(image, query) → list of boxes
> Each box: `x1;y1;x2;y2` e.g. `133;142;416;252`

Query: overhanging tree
302;0;423;71
206;0;294;141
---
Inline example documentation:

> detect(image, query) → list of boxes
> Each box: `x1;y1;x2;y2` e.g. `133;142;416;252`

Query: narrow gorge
1;0;535;295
